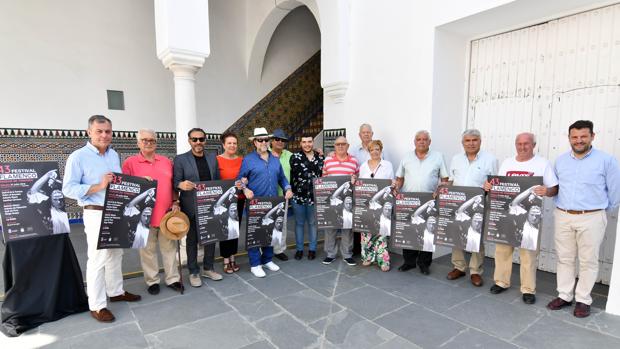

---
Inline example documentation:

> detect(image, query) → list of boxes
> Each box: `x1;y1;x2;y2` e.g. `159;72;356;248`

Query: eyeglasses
334;143;348;146
190;137;206;143
255;138;270;143
140;139;157;145
273;138;287;142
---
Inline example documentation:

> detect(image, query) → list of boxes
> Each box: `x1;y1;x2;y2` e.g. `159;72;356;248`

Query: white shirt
379;215;391;236
465;227;481;252
50;206;70;234
343;210;352;229
520;221;538;251
271;228;282;247
132;223;149;249
423;229;435;252
396;150;448;192
227;217;239;240
359;160;395;180
498;154;558;187
450;150;498;187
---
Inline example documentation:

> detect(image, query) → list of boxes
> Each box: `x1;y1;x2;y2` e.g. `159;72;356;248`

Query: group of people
62;116;619;323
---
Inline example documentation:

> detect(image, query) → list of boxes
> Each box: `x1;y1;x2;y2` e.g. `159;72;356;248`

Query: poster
391;192;436;251
313;176;353;229
484;176;543;250
0;162;70;242
97;173;157;249
352;178;393;235
434;186;485;252
245;197;286;250
194;180;238;245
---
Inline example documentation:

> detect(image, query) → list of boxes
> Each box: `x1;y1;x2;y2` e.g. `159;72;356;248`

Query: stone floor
2;246;619;349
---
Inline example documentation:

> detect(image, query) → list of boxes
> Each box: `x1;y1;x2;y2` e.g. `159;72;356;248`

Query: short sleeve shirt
449;150;498;188
396;150;448;192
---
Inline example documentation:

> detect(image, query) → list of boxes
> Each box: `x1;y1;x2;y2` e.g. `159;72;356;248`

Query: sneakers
344;258;356;266
202;269;223;281
322;257;335;265
189;274;202;287
251;266;266;278
263;261;280;271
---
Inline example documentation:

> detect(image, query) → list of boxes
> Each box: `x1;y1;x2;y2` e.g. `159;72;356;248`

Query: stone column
168;64;201;153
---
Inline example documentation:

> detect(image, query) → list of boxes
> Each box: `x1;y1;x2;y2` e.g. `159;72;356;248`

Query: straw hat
248;127;272;140
159;211;190;241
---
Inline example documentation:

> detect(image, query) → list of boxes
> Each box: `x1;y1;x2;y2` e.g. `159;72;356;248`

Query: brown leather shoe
447;268;466;280
109;291;142;302
574;302;591;318
90;308;115;322
547;297;572;310
470;274;483;287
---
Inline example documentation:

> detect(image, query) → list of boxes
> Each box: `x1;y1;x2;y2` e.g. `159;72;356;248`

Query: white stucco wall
0;0;175;131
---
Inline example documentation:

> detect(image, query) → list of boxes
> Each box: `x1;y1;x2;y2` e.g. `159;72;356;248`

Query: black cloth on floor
1;234;88;337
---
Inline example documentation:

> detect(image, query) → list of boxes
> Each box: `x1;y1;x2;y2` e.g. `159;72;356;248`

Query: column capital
323;81;349;104
158;48;206;71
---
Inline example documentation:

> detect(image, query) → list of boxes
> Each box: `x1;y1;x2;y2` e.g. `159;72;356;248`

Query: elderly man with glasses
270;128;293;261
173;128;223;287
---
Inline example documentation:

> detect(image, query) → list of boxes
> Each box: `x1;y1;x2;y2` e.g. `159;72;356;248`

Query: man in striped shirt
322;136;359;266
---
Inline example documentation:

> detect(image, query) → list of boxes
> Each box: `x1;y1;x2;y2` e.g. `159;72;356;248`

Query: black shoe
344;258;356;266
398;264;415;272
308;251;316;260
294;250;303;260
322;257;335;265
420;265;430;275
522;293;536;304
274;253;289;261
147;284;160;295
167;282;184;293
489;284;508;294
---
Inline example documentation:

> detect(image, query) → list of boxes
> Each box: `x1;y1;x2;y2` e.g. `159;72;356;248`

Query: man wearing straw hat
238;127;293;278
122;129;184;295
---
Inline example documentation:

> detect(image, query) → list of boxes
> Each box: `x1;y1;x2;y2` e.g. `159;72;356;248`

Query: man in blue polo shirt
547;120;620;318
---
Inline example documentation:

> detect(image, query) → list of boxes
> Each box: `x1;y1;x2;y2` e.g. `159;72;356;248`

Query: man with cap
174;127;223;287
63;115;141;323
238;127;293;278
122;129;183;295
270;128;293;261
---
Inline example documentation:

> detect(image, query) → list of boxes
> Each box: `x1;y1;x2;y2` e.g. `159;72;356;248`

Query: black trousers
186;215;216;275
352;231;361;256
219;199;245;258
402;249;433;267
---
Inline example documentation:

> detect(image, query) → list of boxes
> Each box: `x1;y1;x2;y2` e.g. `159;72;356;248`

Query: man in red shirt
122;129;183;295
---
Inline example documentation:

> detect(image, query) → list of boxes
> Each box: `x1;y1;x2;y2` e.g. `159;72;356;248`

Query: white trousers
83;209;124;311
554;209;607;305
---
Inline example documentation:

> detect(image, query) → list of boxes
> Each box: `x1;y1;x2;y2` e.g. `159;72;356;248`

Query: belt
84;205;104;211
557;208;602;215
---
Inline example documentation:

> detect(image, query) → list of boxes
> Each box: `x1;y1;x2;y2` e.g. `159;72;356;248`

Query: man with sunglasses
238;127;293;278
270;129;293;261
173;128;222;287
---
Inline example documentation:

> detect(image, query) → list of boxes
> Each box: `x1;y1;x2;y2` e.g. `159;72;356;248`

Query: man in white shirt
423;216;436;252
486;132;558;305
447;129;497;287
271;216;284;248
342;196;353;230
132;207;152;249
379;201;392;236
465;213;483;253
520;206;541;250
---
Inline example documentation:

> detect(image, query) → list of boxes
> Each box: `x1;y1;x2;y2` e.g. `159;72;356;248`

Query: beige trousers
451;244;485;275
493;244;538;294
140;227;180;286
554;209;607;305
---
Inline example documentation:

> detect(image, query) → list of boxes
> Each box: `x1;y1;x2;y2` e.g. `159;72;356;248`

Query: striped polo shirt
323;154;359;176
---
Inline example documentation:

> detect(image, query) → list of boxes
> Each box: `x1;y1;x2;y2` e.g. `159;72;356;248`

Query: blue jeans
248;246;273;267
292;202;318;252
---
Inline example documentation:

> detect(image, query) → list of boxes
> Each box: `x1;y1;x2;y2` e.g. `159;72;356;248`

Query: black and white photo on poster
0;162;70;242
313;176;353;229
391;192;436;251
484;176;543;250
97;173;157;249
245;197;286;250
434;186;485;252
194;180;238;245
352;178;393;235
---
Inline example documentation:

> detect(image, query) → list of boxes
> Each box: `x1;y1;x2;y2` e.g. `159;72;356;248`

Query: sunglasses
255;138;270;143
190;137;206;143
273;138;287;142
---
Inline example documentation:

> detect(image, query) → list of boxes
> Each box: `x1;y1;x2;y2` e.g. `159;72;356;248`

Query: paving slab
255;313;319;349
226;290;282;323
42;322;148;349
333;285;408;320
246;273;306;299
275;289;342;324
299;270;366;297
440;327;519;349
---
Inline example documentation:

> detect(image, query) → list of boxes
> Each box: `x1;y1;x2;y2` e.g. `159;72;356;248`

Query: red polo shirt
122;153;174;227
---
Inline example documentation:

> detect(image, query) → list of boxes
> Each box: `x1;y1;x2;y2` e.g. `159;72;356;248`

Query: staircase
225;51;323;155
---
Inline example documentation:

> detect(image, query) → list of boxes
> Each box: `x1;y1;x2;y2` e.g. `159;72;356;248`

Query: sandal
231;261;240;272
223;262;234;274
362;261;372;267
380;265;390;272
